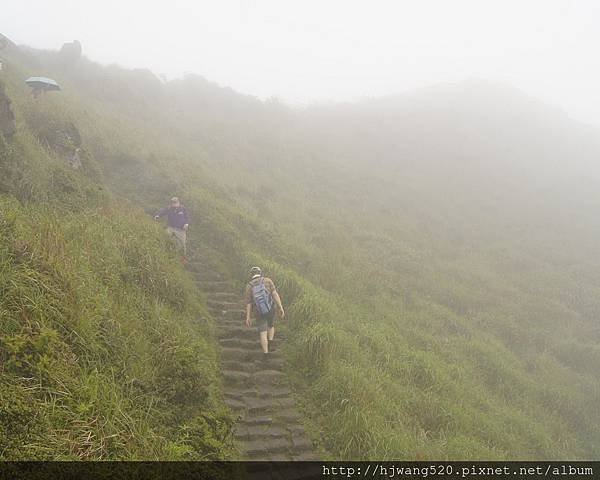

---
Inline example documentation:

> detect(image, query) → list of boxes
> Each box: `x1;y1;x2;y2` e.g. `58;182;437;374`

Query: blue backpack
251;277;274;315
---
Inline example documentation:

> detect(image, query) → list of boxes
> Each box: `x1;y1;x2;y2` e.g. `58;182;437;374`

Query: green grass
1;40;599;460
0;71;234;459
0;196;234;459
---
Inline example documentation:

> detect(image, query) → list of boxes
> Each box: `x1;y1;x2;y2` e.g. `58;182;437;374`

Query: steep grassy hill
0;44;233;460
1;36;600;460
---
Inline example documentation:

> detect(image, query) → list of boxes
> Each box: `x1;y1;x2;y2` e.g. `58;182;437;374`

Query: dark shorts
256;309;276;333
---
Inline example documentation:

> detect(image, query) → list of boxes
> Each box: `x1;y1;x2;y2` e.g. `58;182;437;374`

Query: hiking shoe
260;352;270;362
268;339;276;353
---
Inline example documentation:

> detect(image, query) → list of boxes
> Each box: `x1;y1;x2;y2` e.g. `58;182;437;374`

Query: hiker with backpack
245;266;285;358
154;196;190;259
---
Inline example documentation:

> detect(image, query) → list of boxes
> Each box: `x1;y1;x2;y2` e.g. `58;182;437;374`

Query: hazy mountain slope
0;48;233;459
3;39;600;459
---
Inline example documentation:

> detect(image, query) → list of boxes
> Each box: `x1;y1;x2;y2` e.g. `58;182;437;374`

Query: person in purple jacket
154;196;190;258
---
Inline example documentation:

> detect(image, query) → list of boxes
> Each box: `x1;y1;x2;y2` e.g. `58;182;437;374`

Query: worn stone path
190;261;320;461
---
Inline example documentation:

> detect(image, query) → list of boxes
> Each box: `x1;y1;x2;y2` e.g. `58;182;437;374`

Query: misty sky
3;1;600;126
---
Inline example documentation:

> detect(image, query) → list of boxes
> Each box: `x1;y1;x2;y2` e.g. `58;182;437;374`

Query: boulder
59;40;82;64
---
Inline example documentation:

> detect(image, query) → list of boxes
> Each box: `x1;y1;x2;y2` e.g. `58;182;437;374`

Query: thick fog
3;0;600;126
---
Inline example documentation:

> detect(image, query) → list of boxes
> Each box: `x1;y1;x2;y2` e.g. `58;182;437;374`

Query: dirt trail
191;261;319;461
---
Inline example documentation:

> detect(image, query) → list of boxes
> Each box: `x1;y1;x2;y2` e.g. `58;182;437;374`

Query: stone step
207;299;241;309
256;351;284;362
211;309;246;320
244;449;270;460
220;344;257;355
187;262;214;270
219;327;250;338
239;416;275;426
186;262;209;273
251;425;290;439
212;313;245;323
220;342;258;352
243;438;293;456
245;397;280;415
221;351;285;367
211;312;243;320
219;337;257;349
257;386;292;398
219;308;246;320
216;318;247;327
276;397;296;409
291;435;315;452
222;361;256;374
209;292;241;301
274;408;302;423
194;271;225;282
224;324;257;334
196;280;236;292
235;424;290;442
220;347;257;361
243;359;284;371
253;369;286;384
224;397;246;412
216;323;248;332
221;364;294;382
225;388;258;400
217;326;256;339
222;370;251;385
288;424;308;437
221;359;285;375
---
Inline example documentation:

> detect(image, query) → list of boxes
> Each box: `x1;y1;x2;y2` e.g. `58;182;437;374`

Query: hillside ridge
1;33;600;460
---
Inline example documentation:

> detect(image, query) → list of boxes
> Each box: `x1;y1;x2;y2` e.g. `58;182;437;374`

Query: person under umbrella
25;77;61;98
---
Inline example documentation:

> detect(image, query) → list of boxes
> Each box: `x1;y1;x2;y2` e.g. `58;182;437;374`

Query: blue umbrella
25;76;61;92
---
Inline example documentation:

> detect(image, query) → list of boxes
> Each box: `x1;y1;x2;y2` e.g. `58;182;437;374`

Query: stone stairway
190;260;320;461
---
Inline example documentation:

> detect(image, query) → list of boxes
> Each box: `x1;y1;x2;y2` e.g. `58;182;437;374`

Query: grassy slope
2;42;600;460
0;52;233;459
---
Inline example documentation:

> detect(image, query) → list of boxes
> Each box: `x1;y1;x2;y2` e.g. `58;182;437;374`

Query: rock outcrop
59;40;82;64
0;33;16;51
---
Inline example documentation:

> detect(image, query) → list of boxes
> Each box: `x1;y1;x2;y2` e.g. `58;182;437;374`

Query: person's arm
269;280;285;317
272;290;285;317
182;207;190;230
154;207;168;220
245;303;253;327
244;285;253;327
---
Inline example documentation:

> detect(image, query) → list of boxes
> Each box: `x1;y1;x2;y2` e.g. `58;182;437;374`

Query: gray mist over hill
2;5;600;457
2;0;600;127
